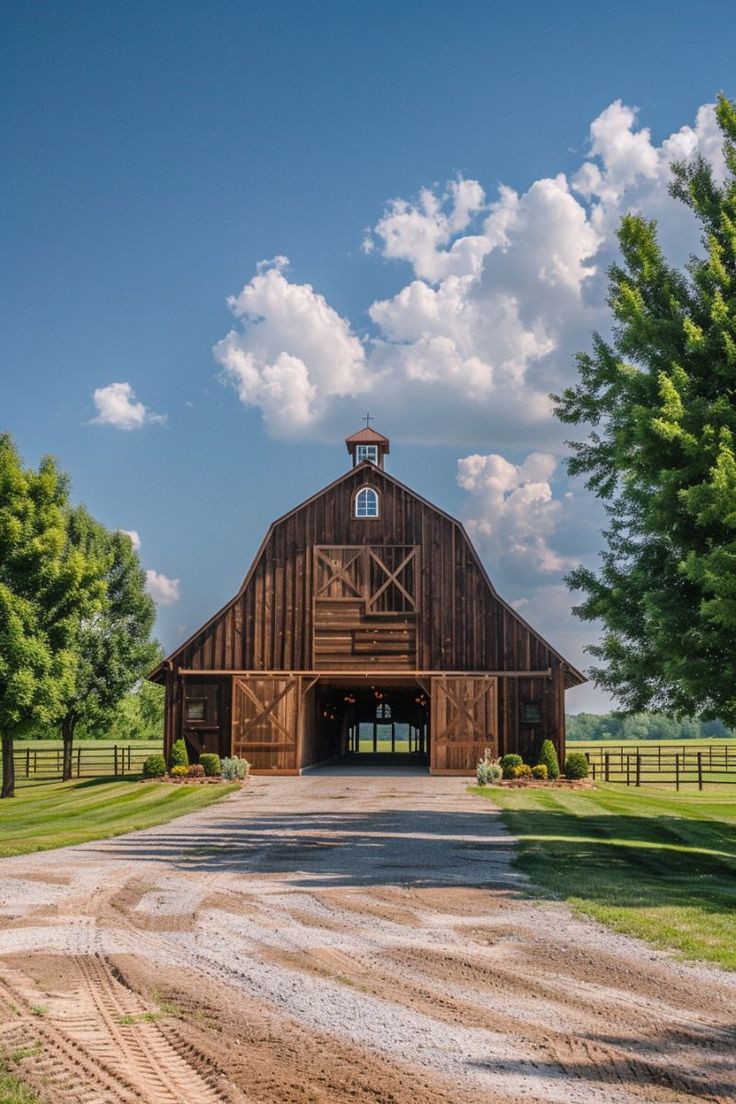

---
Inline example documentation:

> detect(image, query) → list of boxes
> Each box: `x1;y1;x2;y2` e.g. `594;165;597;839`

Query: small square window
186;698;206;721
356;444;378;463
521;701;542;725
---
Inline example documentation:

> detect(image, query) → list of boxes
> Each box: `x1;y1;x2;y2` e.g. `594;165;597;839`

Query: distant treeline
567;713;734;742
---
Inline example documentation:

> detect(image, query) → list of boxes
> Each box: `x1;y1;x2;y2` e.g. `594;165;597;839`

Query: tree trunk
61;713;77;782
1;733;15;799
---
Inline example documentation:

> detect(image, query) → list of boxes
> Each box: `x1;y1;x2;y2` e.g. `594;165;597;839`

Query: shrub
199;753;221;777
531;763;548;780
187;764;205;778
537;739;560;780
476;750;502;786
222;756;250;781
170;765;188;778
500;753;523;779
513;763;533;779
142;754;166;779
565;752;589;780
169;739;189;771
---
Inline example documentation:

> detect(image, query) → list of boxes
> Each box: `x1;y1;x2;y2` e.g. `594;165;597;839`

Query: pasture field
475;782;736;970
13;739;161;751
0;778;238;858
569;735;736;750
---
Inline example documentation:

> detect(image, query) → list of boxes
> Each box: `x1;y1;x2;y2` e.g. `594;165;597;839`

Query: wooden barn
149;426;585;775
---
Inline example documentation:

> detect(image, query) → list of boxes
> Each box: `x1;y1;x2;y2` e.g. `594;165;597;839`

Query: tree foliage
0;436;106;796
566;711;732;742
554;95;736;724
59;512;159;778
0;434;161;794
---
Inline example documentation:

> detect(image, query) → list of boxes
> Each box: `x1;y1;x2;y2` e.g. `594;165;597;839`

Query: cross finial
362;411;374;428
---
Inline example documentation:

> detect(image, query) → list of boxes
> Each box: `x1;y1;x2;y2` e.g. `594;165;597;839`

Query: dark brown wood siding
158;464;578;765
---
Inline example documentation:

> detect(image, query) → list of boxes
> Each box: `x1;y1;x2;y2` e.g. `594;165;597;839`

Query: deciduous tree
0;436;105;797
58;514;159;780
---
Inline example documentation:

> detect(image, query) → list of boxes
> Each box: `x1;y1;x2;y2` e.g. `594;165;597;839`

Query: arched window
376;702;392;720
355;487;379;518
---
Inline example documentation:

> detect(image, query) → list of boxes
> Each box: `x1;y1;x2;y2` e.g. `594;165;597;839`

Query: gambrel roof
149;461;585;687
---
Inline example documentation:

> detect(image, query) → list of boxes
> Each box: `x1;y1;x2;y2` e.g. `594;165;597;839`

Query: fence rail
13;743;162;780
582;743;736;789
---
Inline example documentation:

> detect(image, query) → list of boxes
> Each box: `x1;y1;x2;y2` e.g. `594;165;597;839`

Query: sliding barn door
430;676;497;774
232;676;301;772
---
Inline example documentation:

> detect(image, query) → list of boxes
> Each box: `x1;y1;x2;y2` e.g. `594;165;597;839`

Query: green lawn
473;783;736;970
0;778;238;858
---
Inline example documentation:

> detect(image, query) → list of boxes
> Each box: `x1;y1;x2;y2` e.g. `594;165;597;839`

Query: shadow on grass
494;802;736;914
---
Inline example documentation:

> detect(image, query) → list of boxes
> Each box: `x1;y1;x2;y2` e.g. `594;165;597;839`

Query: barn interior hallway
312;679;430;772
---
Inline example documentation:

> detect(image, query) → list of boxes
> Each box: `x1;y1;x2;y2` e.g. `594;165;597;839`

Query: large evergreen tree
58;513;159;780
555;95;736;724
0;436;105;797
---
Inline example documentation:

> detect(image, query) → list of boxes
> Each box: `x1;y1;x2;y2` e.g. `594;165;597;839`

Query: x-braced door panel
232;676;300;771
430;676;497;773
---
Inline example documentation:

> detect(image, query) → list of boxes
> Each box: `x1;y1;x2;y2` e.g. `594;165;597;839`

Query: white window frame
355;486;380;518
356;444;379;464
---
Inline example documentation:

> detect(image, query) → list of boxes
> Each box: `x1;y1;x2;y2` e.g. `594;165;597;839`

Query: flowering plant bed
138;775;247;786
498;777;594;789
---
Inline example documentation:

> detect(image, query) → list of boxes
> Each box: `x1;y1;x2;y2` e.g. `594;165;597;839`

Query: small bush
200;753;221;777
500;753;523;779
476;750;502;786
537;739;560;780
531;763;548;780
169;739;189;771
187;764;205;778
222;756;250;781
170;765;188;778
142;754;166;778
513;763;533;779
565;752;589;780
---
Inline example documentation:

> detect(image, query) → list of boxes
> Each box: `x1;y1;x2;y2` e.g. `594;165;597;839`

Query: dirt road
0;766;734;1103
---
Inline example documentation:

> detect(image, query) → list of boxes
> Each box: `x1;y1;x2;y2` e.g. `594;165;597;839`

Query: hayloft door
430;676;497;774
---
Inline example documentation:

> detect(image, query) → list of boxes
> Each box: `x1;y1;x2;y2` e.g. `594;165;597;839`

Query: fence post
25;748;30;778
626;754;631;787
114;745;118;776
697;751;703;792
77;746;82;778
604;752;610;782
675;753;680;792
636;752;641;788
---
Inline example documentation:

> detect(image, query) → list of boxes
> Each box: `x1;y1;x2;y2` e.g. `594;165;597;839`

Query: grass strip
0;778;239;858
472;783;736;971
0;1056;43;1104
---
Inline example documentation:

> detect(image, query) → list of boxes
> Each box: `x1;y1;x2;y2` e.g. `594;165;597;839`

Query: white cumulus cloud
89;382;166;431
145;569;180;606
457;451;575;579
214;257;371;437
214;99;722;452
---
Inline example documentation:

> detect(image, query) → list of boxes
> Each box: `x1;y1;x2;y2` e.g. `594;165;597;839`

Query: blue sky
2;2;735;712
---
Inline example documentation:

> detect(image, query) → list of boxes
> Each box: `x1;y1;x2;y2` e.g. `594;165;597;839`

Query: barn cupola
345;417;390;470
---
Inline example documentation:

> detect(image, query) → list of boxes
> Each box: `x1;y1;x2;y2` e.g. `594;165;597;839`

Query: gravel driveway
0;765;734;1104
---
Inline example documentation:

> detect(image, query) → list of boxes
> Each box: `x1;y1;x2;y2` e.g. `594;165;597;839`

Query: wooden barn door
430;676;497;774
232;676;301;772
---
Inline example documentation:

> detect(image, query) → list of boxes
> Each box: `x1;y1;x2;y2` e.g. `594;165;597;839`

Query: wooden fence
582;743;736;789
13;743;162;781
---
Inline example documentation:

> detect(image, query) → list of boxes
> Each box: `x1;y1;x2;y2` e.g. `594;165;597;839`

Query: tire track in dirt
0;955;240;1104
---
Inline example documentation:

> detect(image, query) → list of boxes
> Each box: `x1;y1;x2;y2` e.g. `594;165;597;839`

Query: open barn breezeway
0;774;735;1104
